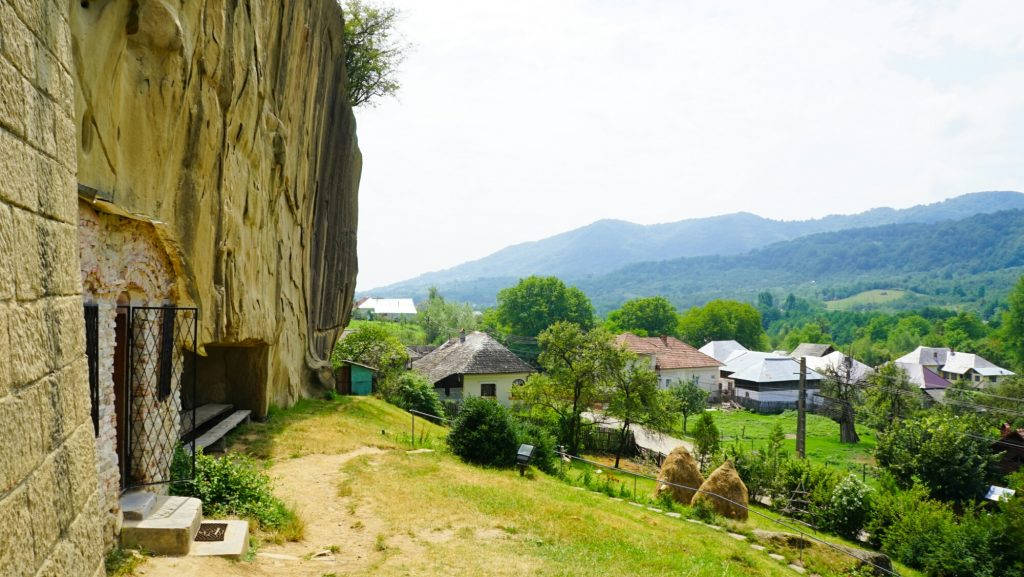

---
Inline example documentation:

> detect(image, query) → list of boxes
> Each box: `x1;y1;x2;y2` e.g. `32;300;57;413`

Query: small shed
336;360;376;396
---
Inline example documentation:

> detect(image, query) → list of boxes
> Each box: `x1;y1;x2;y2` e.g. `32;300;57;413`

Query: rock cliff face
71;0;360;411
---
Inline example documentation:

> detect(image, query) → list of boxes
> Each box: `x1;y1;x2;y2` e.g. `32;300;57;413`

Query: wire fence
557;451;900;576
401;407;897;575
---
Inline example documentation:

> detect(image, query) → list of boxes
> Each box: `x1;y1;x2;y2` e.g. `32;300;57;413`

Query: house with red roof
615;333;723;399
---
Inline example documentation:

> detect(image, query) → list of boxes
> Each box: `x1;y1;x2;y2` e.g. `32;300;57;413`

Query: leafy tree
819;356;862;444
447;397;518;467
331;323;409;381
343;0;408;106
605;296;679;337
875;411;998;502
782;322;830;352
863;362;920;430
692;412;720;471
389;372;443;418
495;276;595;337
670;377;708;434
1003;275;1024;370
677;299;765;349
602;345;672;468
418;287;477;344
516;322;607;454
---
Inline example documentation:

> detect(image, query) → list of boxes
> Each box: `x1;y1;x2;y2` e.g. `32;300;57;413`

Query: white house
894;346;1014;386
728;356;824;403
615;334;723;398
411;331;534;407
699;340;748;364
354;297;418;319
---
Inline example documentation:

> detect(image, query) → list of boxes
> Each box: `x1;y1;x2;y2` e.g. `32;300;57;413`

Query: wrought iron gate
123;305;198;490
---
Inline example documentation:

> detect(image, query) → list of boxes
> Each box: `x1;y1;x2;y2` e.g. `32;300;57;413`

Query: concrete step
195;409;252;452
121;495;202;555
180;403;234;439
120;491;158;521
189;520;249;559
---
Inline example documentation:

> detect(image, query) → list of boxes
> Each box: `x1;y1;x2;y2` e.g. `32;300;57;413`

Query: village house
790;343;837;358
894;346;1014;386
698;340;749;364
354;297;418;320
721;351;824;411
893;361;951;402
803;351;874;383
412;331;534;407
616;333;723;398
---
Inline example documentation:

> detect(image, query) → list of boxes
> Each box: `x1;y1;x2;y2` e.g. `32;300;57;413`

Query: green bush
515;420;557;474
447;397;518;467
878;495;956;570
171;447;298;531
388;372;444;418
773;457;839;525
822;474;873;539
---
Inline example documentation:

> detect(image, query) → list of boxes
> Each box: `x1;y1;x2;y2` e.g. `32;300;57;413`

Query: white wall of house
462;372;532;407
735;387;822;402
657;367;720;393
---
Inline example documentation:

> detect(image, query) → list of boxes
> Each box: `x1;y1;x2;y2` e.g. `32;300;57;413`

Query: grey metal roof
730;356;824;383
698;340;748;363
940;351;1014;377
894;346;950;366
804;351;873;383
790;343;835;358
411;331;534;384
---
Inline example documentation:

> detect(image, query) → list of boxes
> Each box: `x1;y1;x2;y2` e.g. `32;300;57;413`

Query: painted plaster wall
0;0;106;574
463;373;532;407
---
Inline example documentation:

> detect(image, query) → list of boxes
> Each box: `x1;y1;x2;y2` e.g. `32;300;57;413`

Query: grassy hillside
825;289;911;310
369;191;1024;306
170;396;923;577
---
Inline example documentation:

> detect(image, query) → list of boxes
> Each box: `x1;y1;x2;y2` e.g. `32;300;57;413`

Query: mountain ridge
368;191;1024;307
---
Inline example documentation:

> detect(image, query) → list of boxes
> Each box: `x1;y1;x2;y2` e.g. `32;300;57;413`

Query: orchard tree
820;355;862;444
875;411;998;502
864;362;920;430
601;345;672;468
495;276;595;337
418;287;476;344
606;296;679;337
343;0;408;106
670;377;708;434
692;412;721;471
516;322;606;454
677;299;765;349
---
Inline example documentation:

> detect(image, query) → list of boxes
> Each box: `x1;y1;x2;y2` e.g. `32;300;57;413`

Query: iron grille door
124;305;198;490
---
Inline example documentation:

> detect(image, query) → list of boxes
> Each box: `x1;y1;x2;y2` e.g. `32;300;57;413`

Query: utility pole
796;356;806;459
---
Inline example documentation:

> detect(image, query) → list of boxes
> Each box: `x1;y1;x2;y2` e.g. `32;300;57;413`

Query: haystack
691;460;749;520
655;446;704;504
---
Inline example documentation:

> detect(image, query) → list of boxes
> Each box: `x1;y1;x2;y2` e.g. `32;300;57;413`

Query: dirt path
138;447;387;577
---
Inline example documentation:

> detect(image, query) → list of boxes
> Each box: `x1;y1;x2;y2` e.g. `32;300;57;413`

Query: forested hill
578;208;1024;312
370;191;1024;300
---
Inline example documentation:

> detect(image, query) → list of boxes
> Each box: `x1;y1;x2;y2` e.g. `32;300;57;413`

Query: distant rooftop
356;297;417;315
698;340;748;363
412;331;534;384
616;333;721;369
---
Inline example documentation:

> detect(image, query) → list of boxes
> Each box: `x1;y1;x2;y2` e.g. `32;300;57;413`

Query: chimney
460;329;466;343
660;334;668;345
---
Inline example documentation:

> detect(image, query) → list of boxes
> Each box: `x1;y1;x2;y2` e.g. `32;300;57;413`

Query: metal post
633;475;637;501
411;412;415;448
796;357;806;459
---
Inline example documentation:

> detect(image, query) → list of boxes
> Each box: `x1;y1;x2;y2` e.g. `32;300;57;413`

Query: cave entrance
186;344;270;420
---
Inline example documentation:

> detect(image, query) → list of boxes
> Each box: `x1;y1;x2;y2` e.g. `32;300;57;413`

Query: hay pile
655;446;704;504
691;460;749;520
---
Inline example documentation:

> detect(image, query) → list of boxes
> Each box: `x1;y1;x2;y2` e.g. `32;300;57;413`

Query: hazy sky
355;1;1024;290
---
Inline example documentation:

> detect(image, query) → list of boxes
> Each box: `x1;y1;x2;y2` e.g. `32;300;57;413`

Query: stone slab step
120;491;158;521
189;520;249;559
181;403;234;438
195;410;252;452
121;496;202;556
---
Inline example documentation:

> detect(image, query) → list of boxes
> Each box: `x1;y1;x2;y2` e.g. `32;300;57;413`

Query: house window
990;376;998;383
480;383;496;397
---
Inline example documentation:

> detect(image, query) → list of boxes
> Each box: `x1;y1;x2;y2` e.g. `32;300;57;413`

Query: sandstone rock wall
0;0;107;574
72;0;361;412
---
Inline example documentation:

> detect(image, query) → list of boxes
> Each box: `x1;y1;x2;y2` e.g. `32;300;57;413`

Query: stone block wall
0;0;107;575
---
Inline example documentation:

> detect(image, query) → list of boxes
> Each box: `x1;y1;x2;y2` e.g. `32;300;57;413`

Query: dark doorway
190;344;270;419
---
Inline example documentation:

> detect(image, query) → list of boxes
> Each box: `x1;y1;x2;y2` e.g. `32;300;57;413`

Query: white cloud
354;0;1024;289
